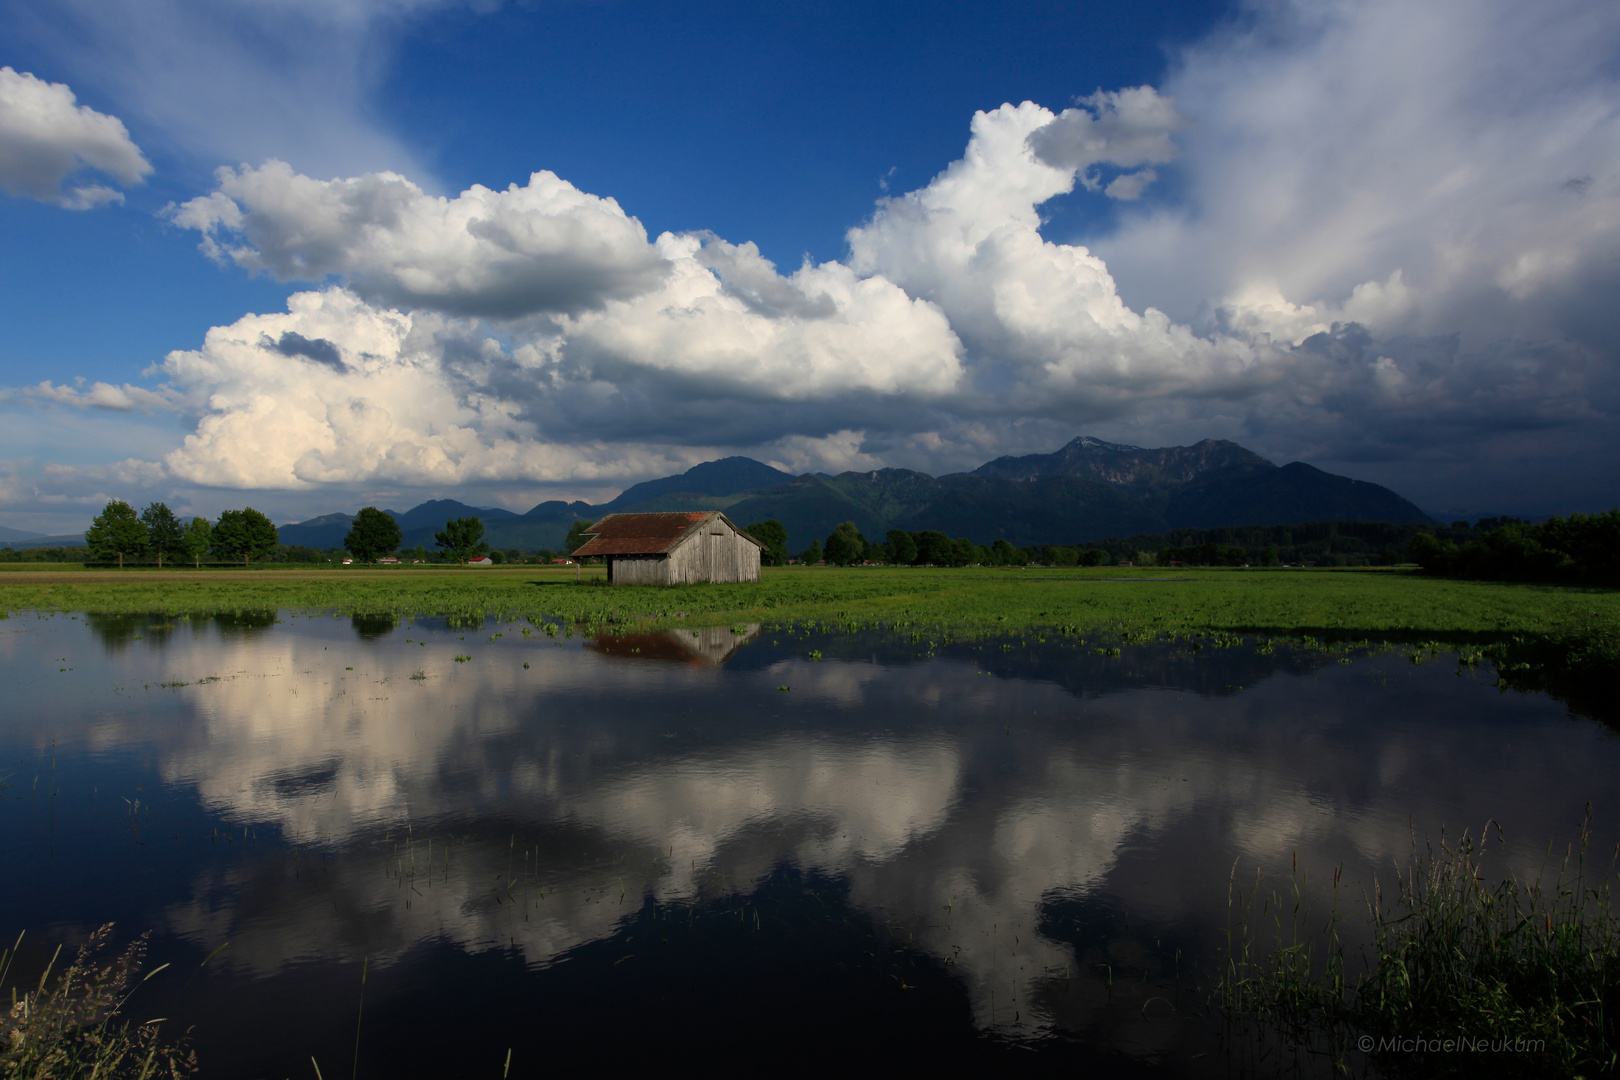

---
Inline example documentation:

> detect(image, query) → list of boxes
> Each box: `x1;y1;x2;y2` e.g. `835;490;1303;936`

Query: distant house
467;556;494;566
571;511;763;585
550;558;574;566
376;556;400;565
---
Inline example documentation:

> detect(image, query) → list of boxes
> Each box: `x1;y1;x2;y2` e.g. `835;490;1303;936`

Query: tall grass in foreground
1221;812;1620;1077
1;925;194;1079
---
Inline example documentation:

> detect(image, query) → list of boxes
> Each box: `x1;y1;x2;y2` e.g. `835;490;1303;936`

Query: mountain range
277;437;1431;553
4;437;1435;553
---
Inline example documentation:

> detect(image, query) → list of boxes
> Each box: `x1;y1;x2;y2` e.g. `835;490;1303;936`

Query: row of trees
777;522;1080;567
86;501;278;567
86;501;504;568
1408;511;1619;584
339;507;495;564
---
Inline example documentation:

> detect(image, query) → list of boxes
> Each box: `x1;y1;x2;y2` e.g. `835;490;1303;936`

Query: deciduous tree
823;521;867;566
911;530;953;566
181;517;213;568
565;519;595;556
86;500;147;569
344;507;402;563
211;508;279;567
743;519;789;566
884;530;917;565
140;503;184;568
435;516;489;564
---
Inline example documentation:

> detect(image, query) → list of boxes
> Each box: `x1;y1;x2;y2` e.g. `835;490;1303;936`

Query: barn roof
571;511;765;557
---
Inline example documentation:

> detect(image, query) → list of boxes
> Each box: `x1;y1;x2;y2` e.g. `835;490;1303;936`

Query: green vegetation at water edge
1;565;1612;639
10;563;1612;722
1221;813;1620;1078
1;925;195;1078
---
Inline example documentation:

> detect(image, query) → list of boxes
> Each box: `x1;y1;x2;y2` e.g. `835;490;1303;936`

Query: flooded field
2;611;1615;1076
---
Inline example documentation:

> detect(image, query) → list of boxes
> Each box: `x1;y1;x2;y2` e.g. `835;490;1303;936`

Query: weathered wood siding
665;520;760;584
601;514;761;586
607;555;669;585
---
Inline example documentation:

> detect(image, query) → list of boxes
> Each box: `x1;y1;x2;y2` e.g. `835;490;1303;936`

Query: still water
1;611;1615;1076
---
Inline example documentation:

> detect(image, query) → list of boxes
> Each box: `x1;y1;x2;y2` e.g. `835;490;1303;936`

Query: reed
1220;811;1620;1077
0;924;195;1078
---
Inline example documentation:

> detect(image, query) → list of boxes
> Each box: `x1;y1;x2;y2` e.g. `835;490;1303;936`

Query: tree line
739;513;1620;576
85;500;276;568
77;501;513;568
1407;510;1619;585
736;519;1105;567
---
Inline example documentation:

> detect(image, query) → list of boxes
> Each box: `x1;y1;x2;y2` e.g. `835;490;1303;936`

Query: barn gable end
570;511;763;585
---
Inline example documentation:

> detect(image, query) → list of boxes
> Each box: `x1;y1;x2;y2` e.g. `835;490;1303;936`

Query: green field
0;563;1611;638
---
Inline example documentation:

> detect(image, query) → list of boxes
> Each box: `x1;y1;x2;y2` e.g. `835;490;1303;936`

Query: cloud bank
5;0;1618;525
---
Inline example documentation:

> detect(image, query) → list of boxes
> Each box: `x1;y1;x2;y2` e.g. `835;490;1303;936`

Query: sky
1;0;1617;532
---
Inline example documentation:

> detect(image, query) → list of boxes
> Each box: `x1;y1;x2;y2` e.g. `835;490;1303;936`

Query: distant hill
263;435;1433;555
275;512;357;549
725;468;1163;548
974;436;1269;512
0;525;45;542
4;533;87;549
598;456;794;513
1163;461;1432;529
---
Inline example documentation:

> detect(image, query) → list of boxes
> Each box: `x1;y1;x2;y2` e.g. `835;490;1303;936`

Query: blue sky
1;0;1617;531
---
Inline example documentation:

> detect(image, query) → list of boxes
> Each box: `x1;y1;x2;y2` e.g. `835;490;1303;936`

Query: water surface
1;611;1614;1076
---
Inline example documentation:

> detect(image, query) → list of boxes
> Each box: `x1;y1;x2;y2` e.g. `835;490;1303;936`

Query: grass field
0;563;1612;639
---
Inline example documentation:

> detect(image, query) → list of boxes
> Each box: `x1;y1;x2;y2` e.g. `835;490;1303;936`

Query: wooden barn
570;511;764;585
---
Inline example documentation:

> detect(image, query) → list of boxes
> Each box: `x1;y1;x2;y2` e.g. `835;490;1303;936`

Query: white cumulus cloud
169;162;671;318
19;380;179;412
847;101;1269;415
0;67;151;208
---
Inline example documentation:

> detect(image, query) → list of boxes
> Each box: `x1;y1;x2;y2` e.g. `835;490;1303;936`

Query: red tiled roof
571;511;764;557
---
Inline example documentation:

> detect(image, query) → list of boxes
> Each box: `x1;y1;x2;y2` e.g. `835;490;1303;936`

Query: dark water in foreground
1;611;1616;1077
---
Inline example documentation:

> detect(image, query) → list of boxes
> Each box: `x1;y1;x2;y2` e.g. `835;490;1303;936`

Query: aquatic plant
1220;811;1620;1077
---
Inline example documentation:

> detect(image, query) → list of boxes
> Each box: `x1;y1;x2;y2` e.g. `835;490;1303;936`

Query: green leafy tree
139;503;183;568
884;529;917;565
488;549;507;564
180;517;213;568
743;519;790;566
565;519;595;556
344;506;402;562
911;530;953;566
85;500;148;569
435;516;489;564
1407;532;1457;573
989;538;1020;566
823;521;867;566
211;508;279;567
798;538;822;564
